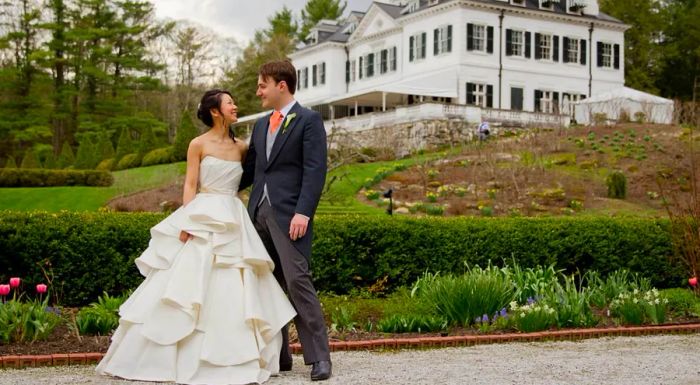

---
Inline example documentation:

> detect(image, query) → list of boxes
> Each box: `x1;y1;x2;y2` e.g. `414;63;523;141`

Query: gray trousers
253;201;330;365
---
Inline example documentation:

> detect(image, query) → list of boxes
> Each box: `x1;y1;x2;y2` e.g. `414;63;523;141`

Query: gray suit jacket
239;102;327;257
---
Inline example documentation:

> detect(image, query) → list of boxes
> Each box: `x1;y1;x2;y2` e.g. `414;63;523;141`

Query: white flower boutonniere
282;113;297;134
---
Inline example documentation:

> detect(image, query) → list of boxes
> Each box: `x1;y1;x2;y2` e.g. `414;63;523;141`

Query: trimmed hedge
0;169;114;187
0;212;684;306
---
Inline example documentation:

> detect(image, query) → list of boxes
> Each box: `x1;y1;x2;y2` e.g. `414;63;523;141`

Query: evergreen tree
174;110;198;161
97;133;115;160
115;127;134;161
20;148;41;169
57;141;75;168
74;134;99;169
4;157;17;169
299;0;346;43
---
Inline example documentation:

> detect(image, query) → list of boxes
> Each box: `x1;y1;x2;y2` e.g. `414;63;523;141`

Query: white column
354;100;358;116
330;104;335;120
382;92;387;111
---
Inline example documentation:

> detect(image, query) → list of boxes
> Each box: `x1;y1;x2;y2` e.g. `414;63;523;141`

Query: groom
239;59;331;381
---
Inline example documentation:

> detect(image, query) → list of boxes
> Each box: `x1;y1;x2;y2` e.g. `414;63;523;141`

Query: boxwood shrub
0;212;683;306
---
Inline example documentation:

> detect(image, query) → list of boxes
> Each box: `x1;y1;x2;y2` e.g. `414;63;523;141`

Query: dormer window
403;0;420;14
567;0;586;14
539;0;556;10
307;30;318;44
510;0;526;6
428;0;439;6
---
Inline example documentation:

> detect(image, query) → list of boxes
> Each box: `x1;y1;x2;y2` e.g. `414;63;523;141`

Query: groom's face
256;75;281;110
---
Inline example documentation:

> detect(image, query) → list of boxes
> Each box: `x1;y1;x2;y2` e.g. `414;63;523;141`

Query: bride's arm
179;139;202;243
182;138;203;206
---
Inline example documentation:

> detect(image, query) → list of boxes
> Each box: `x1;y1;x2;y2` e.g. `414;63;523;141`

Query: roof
574;87;673;105
375;2;404;19
299;0;623;51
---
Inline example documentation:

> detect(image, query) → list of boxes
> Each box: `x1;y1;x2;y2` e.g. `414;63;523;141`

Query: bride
96;89;296;384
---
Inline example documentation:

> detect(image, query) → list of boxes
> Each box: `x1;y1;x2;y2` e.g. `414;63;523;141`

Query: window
539;34;551;60
466;82;493;108
319;62;325;85
473;25;485;51
433;25;452;55
597;42;619;69
535;90;559;113
539;0;555;10
511;87;523;111
390;46;397;71
602;43;611;67
300;67;308;89
506;29;525;57
566;39;579;63
364;53;375;77
345;61;350;83
564;37;586;65
312;64;317;87
296;70;301;90
380;49;388;74
467;23;493;53
535;33;559;61
409;32;427;61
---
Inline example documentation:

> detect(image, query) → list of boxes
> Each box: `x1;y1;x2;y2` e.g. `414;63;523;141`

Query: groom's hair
259;60;297;95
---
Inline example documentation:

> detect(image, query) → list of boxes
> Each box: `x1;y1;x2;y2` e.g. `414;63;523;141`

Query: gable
349;4;401;43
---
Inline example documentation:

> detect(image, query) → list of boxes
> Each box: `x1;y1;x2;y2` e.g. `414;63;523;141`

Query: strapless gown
96;156;297;384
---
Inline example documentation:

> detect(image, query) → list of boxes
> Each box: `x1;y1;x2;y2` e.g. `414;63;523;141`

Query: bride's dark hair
196;89;236;142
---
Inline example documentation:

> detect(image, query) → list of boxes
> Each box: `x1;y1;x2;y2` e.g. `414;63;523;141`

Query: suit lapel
266;102;303;171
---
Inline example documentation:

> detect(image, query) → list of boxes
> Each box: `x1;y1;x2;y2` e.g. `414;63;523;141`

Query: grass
0;162;186;212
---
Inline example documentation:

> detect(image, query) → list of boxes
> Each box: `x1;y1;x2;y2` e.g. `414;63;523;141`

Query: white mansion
239;0;627;129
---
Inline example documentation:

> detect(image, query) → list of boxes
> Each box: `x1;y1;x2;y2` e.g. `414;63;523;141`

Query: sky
149;0;378;45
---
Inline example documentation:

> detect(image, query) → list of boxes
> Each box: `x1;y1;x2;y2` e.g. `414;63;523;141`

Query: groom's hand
289;214;309;241
179;231;193;243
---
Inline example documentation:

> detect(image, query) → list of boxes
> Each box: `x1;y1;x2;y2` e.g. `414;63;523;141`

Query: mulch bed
3;316;698;356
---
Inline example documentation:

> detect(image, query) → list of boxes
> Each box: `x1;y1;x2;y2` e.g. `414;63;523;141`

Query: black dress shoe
279;361;292;372
310;360;332;381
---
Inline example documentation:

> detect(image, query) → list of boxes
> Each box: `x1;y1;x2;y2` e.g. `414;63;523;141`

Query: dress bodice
198;156;242;195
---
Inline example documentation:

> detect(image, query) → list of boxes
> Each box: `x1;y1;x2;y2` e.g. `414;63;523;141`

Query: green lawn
0;147;455;213
0;162;186;211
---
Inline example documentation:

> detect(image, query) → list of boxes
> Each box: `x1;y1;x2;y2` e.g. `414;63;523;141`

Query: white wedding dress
96;156;297;385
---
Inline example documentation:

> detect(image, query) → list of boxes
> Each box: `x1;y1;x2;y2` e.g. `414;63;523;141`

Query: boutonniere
282;113;297;134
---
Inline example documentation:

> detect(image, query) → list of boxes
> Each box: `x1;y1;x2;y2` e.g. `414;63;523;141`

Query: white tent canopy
573;87;674;125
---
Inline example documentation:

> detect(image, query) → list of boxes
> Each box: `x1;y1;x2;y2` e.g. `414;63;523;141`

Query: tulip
690;277;698;287
36;284;47;294
0;284;9;296
9;277;20;288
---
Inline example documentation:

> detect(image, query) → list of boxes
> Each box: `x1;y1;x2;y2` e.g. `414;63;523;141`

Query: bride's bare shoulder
235;138;249;154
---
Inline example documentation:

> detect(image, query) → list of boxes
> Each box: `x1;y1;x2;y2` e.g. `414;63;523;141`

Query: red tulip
9;277;20;288
36;284;47;294
690;277;698;287
0;285;10;296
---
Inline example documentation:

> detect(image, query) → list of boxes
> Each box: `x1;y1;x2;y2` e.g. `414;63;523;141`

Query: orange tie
269;111;283;134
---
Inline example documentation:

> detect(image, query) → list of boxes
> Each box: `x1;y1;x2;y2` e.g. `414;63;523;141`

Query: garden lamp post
383;188;393;215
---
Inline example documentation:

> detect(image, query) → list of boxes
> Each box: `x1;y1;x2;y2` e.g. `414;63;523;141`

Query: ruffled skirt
96;193;297;384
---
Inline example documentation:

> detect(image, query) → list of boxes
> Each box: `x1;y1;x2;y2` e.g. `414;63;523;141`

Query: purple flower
527;297;536;305
481;314;489;323
44;306;61;315
492;313;499;322
500;308;508;318
474;316;481;324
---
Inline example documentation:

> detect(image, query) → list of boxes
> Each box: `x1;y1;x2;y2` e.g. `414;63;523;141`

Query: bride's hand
179;231;193;243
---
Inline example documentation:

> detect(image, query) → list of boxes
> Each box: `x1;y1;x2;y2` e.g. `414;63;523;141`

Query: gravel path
1;334;698;385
